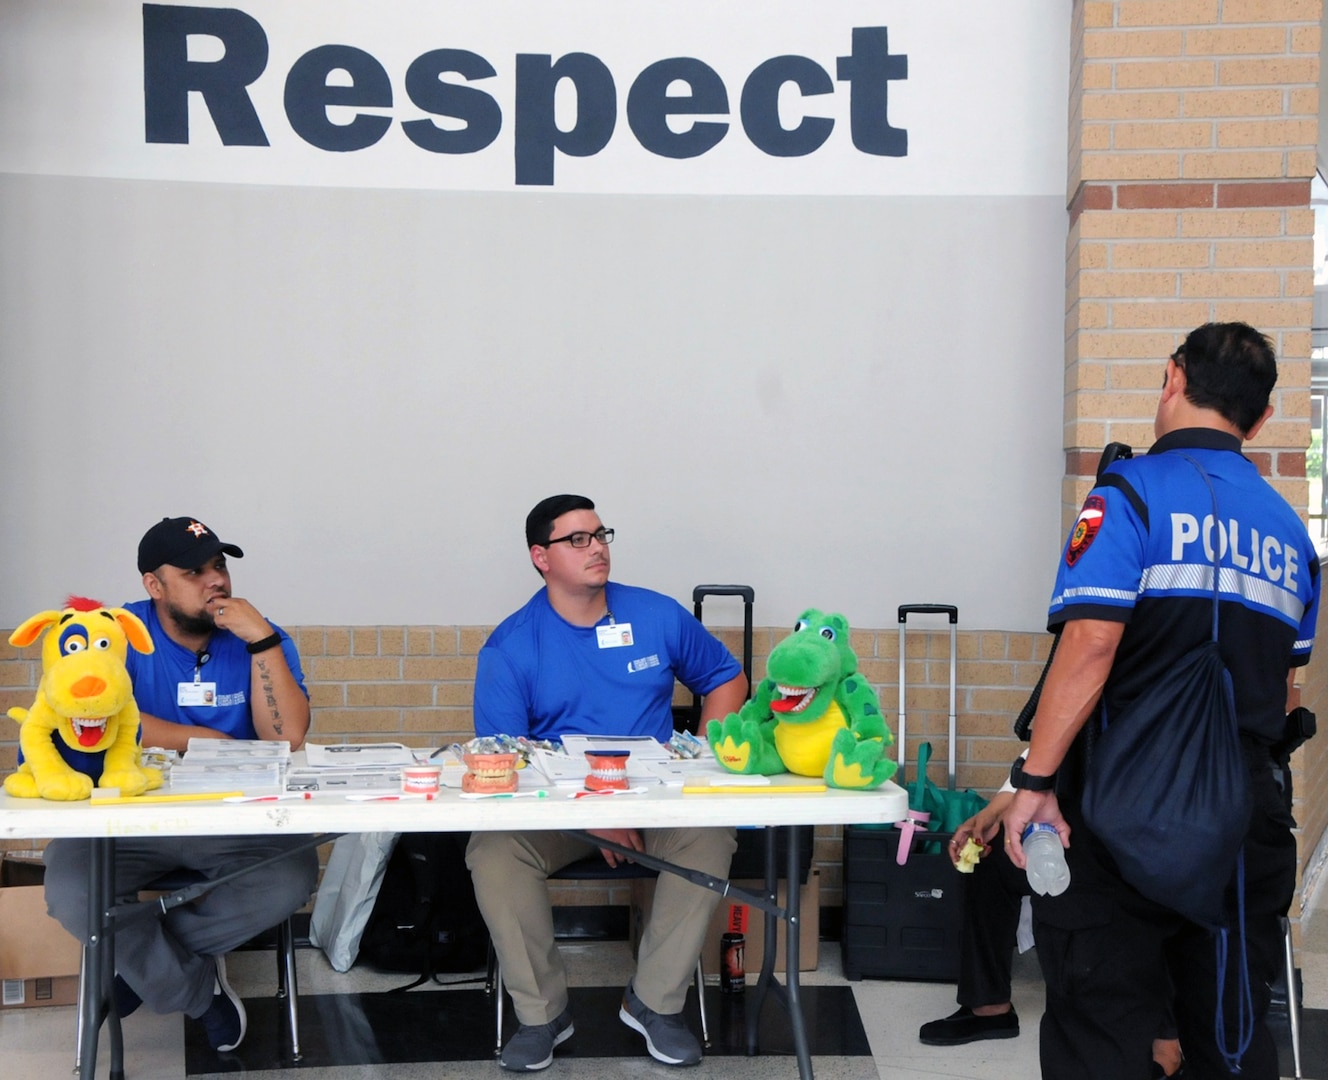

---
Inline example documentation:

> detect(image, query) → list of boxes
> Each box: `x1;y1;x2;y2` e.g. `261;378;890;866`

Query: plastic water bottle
1022;823;1070;897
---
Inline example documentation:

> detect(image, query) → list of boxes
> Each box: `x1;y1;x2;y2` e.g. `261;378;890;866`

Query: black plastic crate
841;824;966;982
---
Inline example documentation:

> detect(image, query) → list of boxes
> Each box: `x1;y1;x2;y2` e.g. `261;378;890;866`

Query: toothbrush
569;787;650;799
459;789;550;800
345;793;438;802
222;793;313;803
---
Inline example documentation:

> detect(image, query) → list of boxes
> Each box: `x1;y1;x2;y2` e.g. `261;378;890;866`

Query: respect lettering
141;5;909;186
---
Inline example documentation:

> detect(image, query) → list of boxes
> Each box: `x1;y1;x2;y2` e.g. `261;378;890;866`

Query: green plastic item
905;741;986;852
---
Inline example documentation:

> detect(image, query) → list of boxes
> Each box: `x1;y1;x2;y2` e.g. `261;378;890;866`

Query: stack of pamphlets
168;739;291;794
285;742;418;794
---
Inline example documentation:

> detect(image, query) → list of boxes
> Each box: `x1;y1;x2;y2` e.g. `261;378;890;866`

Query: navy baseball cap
137;517;244;574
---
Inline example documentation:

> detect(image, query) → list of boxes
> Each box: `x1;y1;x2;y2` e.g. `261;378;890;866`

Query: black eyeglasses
544;528;615;549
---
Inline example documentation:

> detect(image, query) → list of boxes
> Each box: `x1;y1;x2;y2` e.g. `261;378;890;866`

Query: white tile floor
0;938;1040;1080
5;893;1321;1080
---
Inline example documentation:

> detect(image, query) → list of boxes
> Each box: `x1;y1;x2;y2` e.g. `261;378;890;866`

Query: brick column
1065;0;1319;529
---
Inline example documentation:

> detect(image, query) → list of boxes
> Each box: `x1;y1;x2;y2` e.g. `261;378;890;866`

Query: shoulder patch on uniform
1066;495;1106;567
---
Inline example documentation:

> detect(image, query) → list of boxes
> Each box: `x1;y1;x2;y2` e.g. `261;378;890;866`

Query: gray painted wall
0;174;1066;631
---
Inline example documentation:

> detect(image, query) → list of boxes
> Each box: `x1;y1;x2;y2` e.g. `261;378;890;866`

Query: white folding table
0;779;908;1079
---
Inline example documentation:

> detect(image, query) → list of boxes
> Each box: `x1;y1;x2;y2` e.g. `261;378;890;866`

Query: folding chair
74;869;303;1070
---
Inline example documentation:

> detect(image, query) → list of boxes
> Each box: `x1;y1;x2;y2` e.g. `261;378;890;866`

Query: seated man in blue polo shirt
44;516;318;1054
467;494;747;1071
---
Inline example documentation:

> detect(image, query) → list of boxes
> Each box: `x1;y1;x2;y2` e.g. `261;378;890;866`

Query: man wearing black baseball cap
136;515;245;574
44;515;318;1054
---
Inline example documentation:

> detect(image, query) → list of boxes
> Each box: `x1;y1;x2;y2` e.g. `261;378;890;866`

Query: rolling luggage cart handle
693;585;755;695
693;585;755;604
897;604;959;790
898;605;958;623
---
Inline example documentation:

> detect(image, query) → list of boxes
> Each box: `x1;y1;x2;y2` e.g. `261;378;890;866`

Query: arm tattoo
255;657;284;736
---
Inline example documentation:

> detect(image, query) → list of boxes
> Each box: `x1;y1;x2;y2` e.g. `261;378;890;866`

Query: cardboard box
0;850;47;887
0;885;82;1010
632;869;820;974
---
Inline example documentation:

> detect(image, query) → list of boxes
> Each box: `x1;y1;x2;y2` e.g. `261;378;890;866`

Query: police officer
1001;323;1320;1079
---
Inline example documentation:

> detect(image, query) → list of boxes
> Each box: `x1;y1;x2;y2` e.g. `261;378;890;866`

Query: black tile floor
9;936;1320;1079
184;984;872;1074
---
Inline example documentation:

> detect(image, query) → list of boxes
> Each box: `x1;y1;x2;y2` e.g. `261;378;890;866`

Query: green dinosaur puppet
707;608;896;789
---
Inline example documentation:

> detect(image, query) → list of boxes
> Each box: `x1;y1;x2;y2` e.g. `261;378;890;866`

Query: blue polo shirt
474;582;741;742
124;599;307;739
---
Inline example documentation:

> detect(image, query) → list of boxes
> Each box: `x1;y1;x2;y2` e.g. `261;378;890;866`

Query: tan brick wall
3;1;1326;940
8;608;1328;919
1067;0;1323;936
1067;0;1318;517
0;623;1043;911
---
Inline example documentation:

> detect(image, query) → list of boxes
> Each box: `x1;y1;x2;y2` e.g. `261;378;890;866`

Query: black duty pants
956;825;1029;1009
1033;766;1295;1080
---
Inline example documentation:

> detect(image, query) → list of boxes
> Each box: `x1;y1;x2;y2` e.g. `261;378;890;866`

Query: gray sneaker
619;981;702;1066
500;1007;574;1071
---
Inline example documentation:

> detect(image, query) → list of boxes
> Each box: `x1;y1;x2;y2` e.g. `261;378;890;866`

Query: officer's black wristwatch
1009;757;1057;792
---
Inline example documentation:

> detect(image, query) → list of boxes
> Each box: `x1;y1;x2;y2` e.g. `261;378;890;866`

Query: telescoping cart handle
897;604;959;790
694;585;755;692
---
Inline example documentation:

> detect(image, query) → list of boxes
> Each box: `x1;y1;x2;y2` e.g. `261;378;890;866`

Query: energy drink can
720;931;745;993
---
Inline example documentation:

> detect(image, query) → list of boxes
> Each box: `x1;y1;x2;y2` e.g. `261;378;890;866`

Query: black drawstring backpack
1080;455;1254;1069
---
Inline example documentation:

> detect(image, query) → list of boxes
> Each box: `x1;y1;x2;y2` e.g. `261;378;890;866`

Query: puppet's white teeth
776;686;817;713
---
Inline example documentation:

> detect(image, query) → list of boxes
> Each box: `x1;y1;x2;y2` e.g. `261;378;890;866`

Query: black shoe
918;1005;1019;1046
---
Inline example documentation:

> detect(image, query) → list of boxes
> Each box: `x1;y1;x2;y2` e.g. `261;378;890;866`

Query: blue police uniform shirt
474;582;742;743
1049;427;1320;742
123;598;307;739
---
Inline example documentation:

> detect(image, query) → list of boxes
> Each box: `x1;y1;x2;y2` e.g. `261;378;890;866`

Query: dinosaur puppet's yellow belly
774;701;847;777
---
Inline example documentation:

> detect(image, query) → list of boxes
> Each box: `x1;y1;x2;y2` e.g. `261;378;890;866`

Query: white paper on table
285;768;402;794
184;738;291;760
527;748;588;786
304;743;417;768
560;735;673;761
642;758;732;787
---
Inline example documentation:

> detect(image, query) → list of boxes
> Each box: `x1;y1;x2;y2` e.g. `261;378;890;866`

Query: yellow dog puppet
5;597;163;800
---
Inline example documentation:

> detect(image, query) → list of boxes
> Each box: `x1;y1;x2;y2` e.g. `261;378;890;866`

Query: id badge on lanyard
596;623;634;648
178;682;217;706
178;648;217;706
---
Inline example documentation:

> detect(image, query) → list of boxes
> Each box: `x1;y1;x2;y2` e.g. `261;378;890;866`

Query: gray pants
467;827;735;1025
44;836;318;1018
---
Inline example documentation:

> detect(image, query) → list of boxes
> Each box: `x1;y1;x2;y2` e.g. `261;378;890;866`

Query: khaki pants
467;827;736;1025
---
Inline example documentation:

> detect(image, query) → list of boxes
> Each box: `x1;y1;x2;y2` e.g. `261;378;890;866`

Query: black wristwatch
1010;757;1057;792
